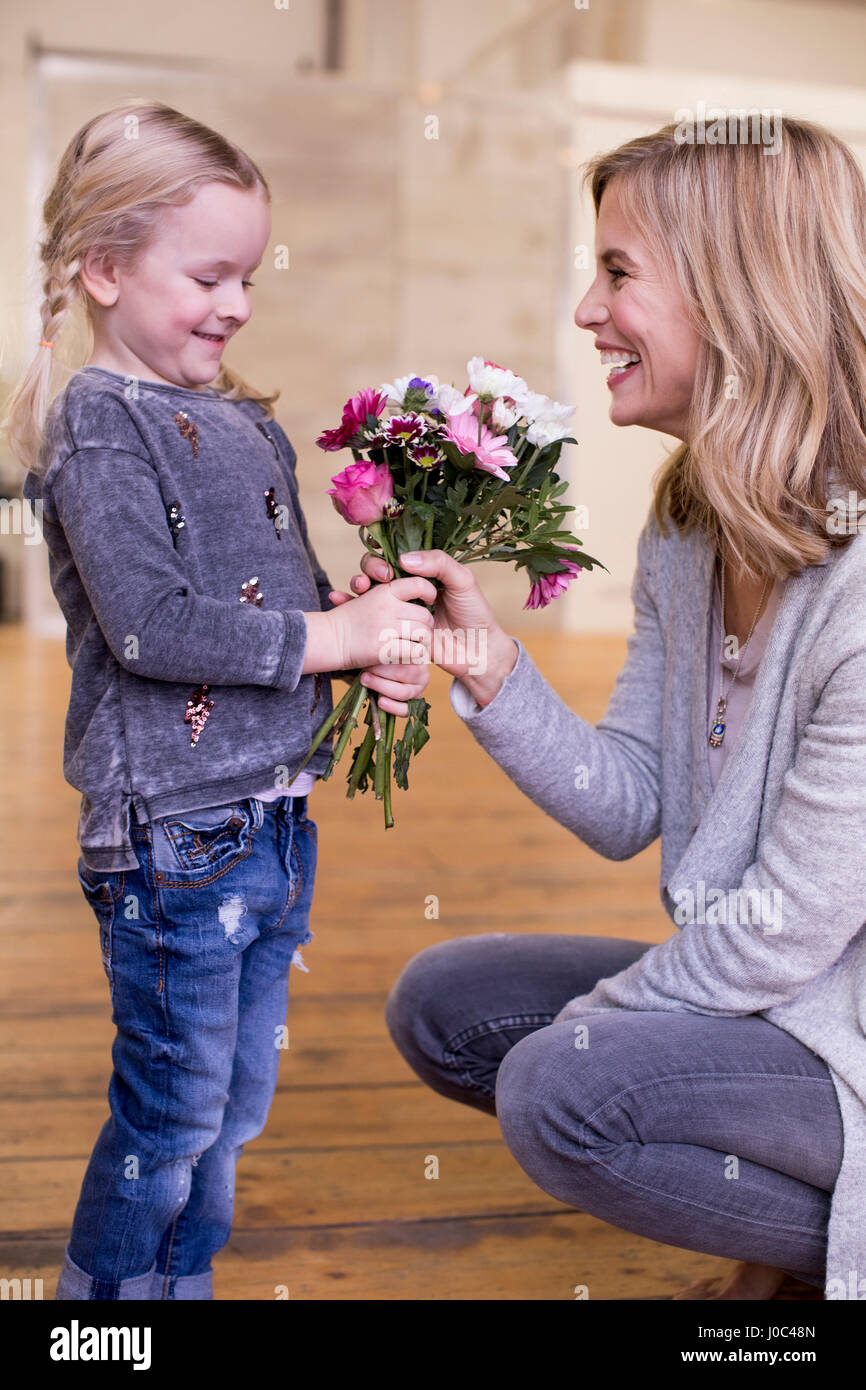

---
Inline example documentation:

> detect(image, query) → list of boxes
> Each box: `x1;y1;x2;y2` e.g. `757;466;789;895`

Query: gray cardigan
449;503;866;1300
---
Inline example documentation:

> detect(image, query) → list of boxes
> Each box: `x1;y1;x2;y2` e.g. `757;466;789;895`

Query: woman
344;117;866;1300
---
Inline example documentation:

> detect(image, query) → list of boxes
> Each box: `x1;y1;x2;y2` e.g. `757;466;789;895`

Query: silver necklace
708;554;771;748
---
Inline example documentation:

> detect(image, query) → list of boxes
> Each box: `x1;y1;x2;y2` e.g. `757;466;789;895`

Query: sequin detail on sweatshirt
184;684;214;747
167;500;186;543
174;411;199;458
240;576;263;607
264;488;282;540
256;421;279;457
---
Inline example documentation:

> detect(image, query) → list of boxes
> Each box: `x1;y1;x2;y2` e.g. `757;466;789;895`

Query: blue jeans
385;933;844;1289
56;794;317;1300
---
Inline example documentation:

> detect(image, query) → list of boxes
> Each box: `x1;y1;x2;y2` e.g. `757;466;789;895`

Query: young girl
5;101;435;1300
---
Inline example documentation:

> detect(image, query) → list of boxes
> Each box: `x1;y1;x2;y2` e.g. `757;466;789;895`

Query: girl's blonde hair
582;116;866;580
4;100;278;476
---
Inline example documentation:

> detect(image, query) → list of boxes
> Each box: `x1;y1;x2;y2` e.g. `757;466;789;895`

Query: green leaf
394;511;424;553
493;485;532;509
392;736;411;789
433;511;459;548
517;544;607;576
441;441;475;472
407;500;437;523
444;478;469;509
392;698;431;790
520;553;569;575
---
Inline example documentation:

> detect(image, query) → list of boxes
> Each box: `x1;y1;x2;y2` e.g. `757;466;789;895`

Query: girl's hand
348;550;519;700
325;579;434;717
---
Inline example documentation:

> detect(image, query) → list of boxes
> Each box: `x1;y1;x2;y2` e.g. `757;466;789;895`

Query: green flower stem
283;677;359;783
451;521;514;563
368;521;401;573
373;707;388;799
512;445;541;489
453;543;520;563
347;717;377;798
382;711;397;829
323;677;369;777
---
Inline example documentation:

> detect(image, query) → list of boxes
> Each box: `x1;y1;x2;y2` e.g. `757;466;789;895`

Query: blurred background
4;0;866;638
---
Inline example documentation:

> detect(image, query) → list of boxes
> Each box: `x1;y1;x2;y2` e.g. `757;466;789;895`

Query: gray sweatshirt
23;366;338;871
449;504;866;1300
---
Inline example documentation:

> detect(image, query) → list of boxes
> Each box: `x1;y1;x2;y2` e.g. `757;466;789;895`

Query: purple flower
383;414;426;445
409;441;444;471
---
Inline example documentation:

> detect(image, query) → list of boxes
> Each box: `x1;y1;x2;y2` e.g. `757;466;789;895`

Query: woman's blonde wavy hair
4;100;278;477
582;116;866;580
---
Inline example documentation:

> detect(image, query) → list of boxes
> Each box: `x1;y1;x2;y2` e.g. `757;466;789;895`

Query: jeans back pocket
151;798;262;881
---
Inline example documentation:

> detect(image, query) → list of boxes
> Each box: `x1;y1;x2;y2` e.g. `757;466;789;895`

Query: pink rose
327;461;395;525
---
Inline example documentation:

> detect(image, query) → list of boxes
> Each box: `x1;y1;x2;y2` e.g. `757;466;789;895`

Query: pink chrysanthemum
524;545;582;609
316;388;388;451
442;410;518;481
317;418;359;451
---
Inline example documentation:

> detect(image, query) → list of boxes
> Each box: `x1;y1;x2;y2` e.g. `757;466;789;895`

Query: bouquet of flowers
285;358;606;826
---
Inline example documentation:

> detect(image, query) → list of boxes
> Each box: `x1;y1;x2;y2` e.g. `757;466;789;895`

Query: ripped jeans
56;795;317;1301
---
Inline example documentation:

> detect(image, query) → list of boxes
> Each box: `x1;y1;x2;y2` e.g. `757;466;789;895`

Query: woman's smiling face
574;178;702;441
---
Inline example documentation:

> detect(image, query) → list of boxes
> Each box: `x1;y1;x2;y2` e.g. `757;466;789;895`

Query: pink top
251;769;318;802
706;566;784;789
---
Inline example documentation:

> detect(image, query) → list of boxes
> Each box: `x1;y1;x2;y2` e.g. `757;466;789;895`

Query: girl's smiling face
574;178;701;441
81;181;271;390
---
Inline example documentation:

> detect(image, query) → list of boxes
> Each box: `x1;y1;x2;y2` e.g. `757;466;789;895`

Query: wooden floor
0;623;730;1300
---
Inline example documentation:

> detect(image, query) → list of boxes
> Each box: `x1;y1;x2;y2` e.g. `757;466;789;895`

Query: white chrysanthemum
520;391;574;426
526;414;574;449
466;357;528;402
435;383;477;415
491;397;522;431
379;374;439;408
519;391;575;447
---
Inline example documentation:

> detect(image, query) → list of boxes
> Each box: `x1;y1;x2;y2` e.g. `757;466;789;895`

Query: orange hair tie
40;340;55;348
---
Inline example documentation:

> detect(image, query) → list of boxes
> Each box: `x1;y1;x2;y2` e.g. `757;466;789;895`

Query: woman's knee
494;1021;588;1175
386;942;443;1053
494;1016;635;1209
384;934;501;1056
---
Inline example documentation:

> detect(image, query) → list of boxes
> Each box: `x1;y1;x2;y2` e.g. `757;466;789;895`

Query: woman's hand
343;550;519;706
326;583;432;717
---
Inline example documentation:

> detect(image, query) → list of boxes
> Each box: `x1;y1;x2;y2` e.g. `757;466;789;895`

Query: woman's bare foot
673;1261;790;1300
